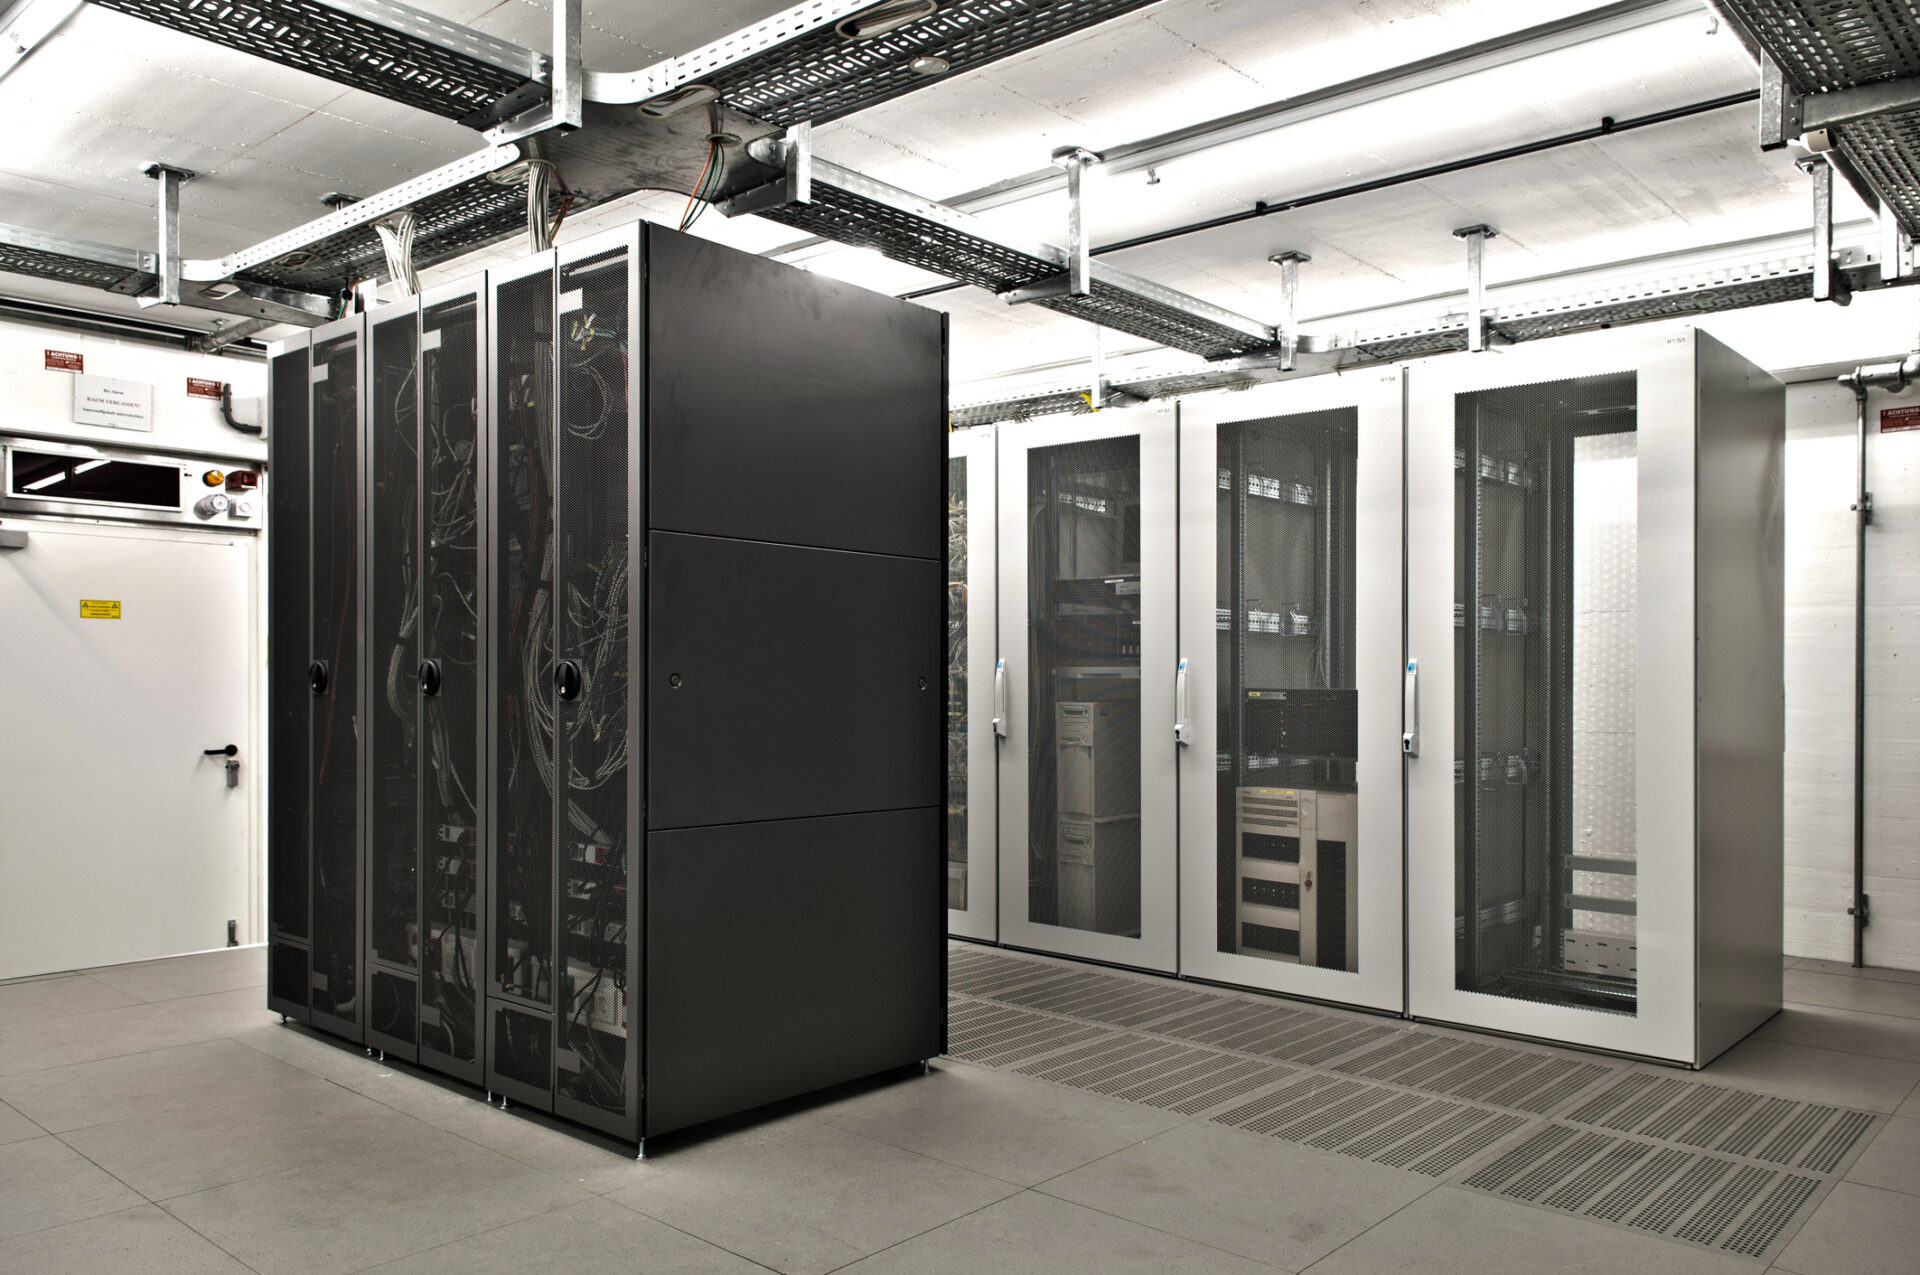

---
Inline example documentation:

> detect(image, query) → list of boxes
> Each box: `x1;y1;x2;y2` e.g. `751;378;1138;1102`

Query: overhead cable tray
725;138;1280;360
1721;0;1920;234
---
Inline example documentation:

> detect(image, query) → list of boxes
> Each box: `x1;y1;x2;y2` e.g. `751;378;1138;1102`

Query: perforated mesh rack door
238;177;562;294
309;328;362;1028
88;0;539;122
554;243;635;1123
1721;1;1920;234
368;309;420;976
703;0;1160;126
489;265;557;1019
421;290;484;1067
269;346;313;948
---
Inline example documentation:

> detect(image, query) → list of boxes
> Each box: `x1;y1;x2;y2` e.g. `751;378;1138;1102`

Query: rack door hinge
1853;491;1873;524
1849;894;1871;927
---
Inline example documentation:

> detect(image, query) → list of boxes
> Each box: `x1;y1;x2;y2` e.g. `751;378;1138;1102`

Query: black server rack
266;314;365;1039
485;222;947;1145
361;282;489;1081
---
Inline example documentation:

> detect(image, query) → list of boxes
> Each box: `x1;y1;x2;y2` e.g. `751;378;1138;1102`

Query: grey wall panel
647;531;943;830
644;226;945;561
644;807;943;1139
1694;330;1786;1062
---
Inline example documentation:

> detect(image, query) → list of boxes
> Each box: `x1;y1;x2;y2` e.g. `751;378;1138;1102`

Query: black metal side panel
644;224;945;560
644;807;943;1138
267;346;312;988
309;329;362;1034
647;532;943;830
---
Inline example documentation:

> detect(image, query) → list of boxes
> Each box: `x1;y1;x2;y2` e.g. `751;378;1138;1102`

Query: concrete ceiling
0;0;1855;387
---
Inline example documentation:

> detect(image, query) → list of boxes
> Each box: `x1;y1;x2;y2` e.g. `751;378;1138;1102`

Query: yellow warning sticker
79;599;121;619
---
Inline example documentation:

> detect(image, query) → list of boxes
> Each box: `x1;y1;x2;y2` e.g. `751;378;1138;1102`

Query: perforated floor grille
945;942;1879;1263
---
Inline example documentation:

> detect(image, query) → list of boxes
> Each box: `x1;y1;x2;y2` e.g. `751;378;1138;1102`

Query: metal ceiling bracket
193;317;275;353
1053;146;1101;297
722;122;813;218
1758;54;1799;150
1453;224;1497;351
1883;203;1914;283
138;162;195;308
1800;157;1852;306
553;0;582;130
1802;75;1920;133
1269;251;1311;371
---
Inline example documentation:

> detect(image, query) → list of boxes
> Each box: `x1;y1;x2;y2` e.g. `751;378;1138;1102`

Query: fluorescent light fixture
0;0;82;83
23;469;65;491
73;459;107;475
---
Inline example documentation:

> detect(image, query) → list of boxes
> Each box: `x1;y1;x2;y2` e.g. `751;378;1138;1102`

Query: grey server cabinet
361;281;488;1080
485;221;946;1145
1407;324;1783;1065
266;316;365;1040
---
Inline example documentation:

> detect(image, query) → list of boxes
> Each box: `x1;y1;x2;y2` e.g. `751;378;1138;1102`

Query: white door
1177;371;1407;1011
1405;327;1696;1061
948;427;998;942
997;405;1178;972
0;521;256;979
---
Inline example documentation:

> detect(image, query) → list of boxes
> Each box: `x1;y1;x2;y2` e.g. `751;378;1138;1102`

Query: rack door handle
554;658;583;702
418;659;442;697
1173;657;1191;746
1403;658;1419;756
991;657;1008;738
308;660;329;696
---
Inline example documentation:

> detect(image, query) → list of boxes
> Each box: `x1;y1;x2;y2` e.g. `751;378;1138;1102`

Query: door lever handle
1174;657;1191;746
203;744;238;757
991;658;1008;739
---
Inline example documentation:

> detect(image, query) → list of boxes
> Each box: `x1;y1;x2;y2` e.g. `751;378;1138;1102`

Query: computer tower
1235;786;1358;970
1055;700;1142;935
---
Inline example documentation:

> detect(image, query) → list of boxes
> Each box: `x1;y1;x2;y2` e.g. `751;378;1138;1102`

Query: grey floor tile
1300;1185;1760;1274
0;1099;43;1145
835;1190;1282;1274
0;1035;327;1133
340;1065;657;1194
1691;1035;1920;1113
363;1196;772;1273
0;987;276;1078
1786;968;1920;1019
1846;1114;1920;1196
1794;958;1920;987
1038;1118;1432;1272
61;1072;416;1200
79;947;267;1004
606;1119;1020;1275
818;1060;1186;1187
0;1135;145;1240
1774;1181;1920;1275
0;1203;252;1272
159;1124;593;1275
1755;1002;1920;1062
0;974;142;1026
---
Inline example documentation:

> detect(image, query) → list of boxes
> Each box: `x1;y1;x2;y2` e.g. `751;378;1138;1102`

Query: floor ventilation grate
1461;1119;1846;1262
943;943;1871;1260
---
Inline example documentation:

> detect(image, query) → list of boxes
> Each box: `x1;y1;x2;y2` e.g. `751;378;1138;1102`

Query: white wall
0;315;267;461
0;314;271;963
1781;377;1920;970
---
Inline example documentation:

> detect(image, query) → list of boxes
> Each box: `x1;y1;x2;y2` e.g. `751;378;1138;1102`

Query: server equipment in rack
1234;786;1357;969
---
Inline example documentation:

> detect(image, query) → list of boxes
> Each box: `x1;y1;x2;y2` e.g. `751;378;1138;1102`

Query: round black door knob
418;660;442;697
309;661;330;695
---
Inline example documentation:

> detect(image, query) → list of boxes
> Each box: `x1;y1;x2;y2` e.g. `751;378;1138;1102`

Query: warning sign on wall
44;350;82;372
1882;406;1920;434
79;600;121;620
186;377;223;400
